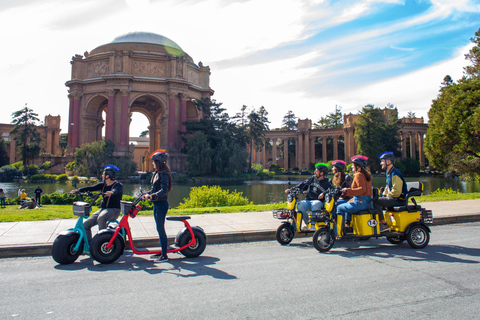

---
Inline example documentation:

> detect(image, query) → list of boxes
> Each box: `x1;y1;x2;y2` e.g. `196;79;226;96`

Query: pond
1;176;479;208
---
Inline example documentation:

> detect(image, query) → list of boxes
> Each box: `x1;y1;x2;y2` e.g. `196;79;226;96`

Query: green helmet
315;162;329;174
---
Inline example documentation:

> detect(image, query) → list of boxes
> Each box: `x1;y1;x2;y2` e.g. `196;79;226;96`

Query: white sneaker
154;255;169;263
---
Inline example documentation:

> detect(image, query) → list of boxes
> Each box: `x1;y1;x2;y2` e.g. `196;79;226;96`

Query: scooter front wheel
52;233;83;264
179;230;207;258
90;232;125;264
406;224;429;249
313;228;335;252
276;223;295;245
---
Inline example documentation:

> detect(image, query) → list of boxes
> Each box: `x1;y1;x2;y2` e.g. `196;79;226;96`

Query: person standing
144;150;173;263
34;186;43;206
0;188;6;208
71;165;123;244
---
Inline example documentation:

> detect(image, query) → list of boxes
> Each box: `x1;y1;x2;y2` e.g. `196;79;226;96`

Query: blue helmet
104;164;120;179
379;152;395;162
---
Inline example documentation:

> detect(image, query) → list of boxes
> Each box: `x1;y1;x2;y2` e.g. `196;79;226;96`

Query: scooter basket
72;201;91;217
121;201;134;215
273;208;292;219
308;211;328;222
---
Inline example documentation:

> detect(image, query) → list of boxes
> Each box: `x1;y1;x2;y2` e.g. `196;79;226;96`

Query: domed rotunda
66;32;214;172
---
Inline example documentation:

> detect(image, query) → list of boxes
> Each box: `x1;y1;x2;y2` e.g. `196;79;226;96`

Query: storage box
73;201;91;217
121;201;134;215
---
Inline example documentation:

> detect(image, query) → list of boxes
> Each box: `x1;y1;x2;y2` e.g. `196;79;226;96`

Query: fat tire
276;223;295;245
313;227;336;252
52;233;83;265
179;230;207;258
90;232;125;264
406;224;429;249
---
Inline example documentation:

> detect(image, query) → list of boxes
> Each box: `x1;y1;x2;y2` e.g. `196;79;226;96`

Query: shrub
24;164;39;175
56;174;69;182
401;157;420;175
431;188;459;196
71;175;80;185
177;185;252;209
41;161;52;170
29;173;57;181
0;165;22;182
65;161;75;171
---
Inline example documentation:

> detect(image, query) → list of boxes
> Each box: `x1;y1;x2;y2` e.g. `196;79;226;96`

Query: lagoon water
2;176;479;208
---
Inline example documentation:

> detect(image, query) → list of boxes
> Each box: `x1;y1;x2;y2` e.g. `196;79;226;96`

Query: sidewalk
1;199;480;258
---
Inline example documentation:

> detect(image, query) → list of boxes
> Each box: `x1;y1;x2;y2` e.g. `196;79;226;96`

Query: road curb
1;216;479;259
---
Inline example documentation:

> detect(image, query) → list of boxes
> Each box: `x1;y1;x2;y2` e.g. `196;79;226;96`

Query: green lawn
0;192;478;223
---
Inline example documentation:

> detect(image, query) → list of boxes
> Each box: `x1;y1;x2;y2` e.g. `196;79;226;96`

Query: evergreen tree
10;104;42;166
281;110;297;130
0;138;9;167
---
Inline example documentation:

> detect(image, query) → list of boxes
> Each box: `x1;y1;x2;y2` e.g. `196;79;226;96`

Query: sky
0;0;479;137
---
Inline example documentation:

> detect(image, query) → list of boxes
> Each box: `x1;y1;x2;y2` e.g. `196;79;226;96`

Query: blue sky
0;0;479;136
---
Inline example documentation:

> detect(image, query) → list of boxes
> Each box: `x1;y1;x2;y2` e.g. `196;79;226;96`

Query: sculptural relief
132;61;165;77
87;61;109;78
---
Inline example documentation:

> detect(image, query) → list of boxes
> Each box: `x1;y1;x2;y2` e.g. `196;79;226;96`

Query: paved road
1;222;479;319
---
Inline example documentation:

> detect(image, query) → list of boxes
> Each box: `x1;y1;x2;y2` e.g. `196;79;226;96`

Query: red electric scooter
90;191;207;264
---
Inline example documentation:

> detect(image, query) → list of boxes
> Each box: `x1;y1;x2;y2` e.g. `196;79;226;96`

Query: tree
313;105;343;129
74;139;115;178
0;138;9;167
10;104;42;166
281;110;297;130
59;133;68;156
139;130;149;138
425;28;480;178
182;98;249;176
246;106;270;169
354;105;402;172
464;28;480;78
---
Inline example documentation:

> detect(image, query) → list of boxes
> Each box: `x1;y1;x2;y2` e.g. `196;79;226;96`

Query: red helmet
150;149;167;163
332;160;346;172
351;155;368;168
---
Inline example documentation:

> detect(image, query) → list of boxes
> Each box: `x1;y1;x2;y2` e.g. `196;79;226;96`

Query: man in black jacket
285;163;332;227
71;164;123;244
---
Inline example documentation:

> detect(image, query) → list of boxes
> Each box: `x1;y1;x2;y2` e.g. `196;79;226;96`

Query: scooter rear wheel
179;230;207;258
52;233;83;265
276;223;295;245
406;224;429;249
90;232;125;264
313;228;336;252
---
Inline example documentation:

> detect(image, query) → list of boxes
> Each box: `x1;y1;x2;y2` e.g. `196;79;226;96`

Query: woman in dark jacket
144;150;173;263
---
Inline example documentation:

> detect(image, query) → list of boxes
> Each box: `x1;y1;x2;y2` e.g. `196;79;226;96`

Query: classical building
65;31;214;172
1;115;62;167
252;109;428;170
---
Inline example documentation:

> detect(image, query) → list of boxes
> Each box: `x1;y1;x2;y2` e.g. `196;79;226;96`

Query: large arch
66;31;214;172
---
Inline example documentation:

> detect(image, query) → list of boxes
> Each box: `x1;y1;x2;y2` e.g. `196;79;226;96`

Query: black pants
373;197;406;221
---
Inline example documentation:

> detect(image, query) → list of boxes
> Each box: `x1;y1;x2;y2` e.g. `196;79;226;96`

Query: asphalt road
1;222;480;319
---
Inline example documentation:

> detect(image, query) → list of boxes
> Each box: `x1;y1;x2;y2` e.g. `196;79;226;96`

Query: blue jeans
297;200;324;224
153;201;169;256
0;197;5;208
336;196;371;223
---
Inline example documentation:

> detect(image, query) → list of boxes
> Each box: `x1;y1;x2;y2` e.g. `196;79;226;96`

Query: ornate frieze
132;60;166;78
87;61;109;78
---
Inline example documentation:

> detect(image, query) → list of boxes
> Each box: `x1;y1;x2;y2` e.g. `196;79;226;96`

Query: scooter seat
166;216;191;221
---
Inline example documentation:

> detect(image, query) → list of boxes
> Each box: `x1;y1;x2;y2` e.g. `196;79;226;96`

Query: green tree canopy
10;104;42;166
281;110;297;130
425;28;480;179
354;105;402;172
313;105;343;129
0;138;9;167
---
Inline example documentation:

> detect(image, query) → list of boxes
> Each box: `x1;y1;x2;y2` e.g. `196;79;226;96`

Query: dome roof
110;32;183;52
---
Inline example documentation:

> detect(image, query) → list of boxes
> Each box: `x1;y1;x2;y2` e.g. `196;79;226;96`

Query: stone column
271;138;277;163
262;142;266;166
401;131;407;159
410;131;416;159
120;89;130;147
310;136;316;163
322;137;327;162
180;94;187;148
333;135;339;160
419;133;425;166
67;96;74;146
305;132;310;169
105;89;115;142
283;138;289;170
168;92;176;149
72;93;81;148
297;135;303;169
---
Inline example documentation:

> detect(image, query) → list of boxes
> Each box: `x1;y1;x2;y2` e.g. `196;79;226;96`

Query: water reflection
1;176;479;208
